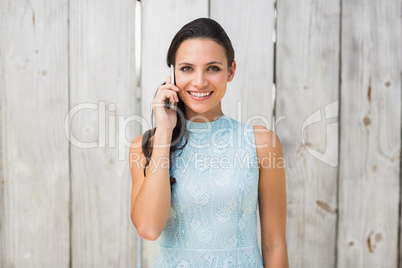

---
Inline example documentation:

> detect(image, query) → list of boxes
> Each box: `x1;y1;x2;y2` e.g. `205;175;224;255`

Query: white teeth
189;91;212;97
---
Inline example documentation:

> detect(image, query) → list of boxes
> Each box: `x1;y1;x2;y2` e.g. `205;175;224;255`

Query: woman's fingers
152;77;180;110
167;92;174;103
155;89;178;105
166;76;180;91
166;90;178;103
160;78;180;100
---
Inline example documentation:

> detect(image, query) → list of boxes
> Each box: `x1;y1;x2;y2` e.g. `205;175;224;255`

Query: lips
187;91;214;100
188;91;212;93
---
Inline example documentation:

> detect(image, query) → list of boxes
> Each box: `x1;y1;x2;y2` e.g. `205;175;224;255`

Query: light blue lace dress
152;114;264;267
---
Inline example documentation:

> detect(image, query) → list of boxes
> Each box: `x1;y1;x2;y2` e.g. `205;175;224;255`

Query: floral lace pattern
152;245;262;267
152;115;263;267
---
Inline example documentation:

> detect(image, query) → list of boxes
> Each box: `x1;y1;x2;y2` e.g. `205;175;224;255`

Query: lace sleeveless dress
152;114;264;267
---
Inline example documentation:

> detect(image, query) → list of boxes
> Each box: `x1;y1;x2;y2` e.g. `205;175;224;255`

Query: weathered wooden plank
210;0;275;259
210;0;274;126
0;0;70;266
69;0;137;266
276;0;341;267
141;0;209;126
338;1;401;267
140;1;208;266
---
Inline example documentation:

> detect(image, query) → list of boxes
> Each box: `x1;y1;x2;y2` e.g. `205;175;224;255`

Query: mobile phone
165;64;176;110
171;64;175;85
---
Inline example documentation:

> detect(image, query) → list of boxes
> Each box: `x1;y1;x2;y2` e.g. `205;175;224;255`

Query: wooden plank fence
0;0;70;266
0;0;400;267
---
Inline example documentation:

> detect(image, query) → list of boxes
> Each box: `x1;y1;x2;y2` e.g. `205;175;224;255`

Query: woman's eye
180;66;221;72
208;66;221;71
181;66;192;72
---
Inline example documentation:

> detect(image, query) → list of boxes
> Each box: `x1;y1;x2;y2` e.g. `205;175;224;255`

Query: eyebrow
178;61;224;66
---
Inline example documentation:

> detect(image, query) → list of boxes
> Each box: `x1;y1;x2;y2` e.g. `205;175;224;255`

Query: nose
191;70;208;88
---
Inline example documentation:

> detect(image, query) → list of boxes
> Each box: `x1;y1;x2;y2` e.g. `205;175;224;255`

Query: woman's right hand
152;76;180;132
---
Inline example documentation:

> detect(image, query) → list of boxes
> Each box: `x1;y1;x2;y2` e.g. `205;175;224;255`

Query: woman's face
174;38;236;120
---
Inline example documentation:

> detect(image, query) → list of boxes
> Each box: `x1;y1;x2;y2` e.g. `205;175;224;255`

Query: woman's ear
227;60;237;82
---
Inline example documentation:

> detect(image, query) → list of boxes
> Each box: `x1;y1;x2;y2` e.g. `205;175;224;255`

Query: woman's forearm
262;244;289;268
132;128;172;240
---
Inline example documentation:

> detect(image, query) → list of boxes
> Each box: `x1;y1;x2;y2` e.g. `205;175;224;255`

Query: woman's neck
184;105;224;123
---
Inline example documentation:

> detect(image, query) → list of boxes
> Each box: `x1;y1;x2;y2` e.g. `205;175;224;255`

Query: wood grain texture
0;0;70;266
210;0;274;127
337;0;401;267
0;1;400;267
140;1;208;266
210;0;275;259
276;0;341;267
140;0;209;128
69;0;138;266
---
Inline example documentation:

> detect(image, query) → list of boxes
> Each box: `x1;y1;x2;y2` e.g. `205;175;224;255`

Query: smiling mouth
188;91;213;97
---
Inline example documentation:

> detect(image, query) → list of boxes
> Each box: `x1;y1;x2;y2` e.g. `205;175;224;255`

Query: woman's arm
254;125;289;268
129;129;173;241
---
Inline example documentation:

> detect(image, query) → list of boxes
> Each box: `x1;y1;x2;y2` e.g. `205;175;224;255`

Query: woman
130;17;289;267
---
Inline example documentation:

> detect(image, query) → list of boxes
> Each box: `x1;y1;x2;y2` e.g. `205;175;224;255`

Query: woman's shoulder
129;134;145;156
130;129;157;152
224;117;278;149
251;125;283;168
252;125;280;147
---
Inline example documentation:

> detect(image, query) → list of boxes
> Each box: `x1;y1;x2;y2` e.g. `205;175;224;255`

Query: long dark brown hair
142;17;235;192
